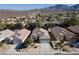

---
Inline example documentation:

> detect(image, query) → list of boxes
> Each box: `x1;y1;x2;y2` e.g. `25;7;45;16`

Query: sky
0;4;74;10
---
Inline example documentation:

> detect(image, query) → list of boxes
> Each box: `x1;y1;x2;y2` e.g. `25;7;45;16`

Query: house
0;29;14;43
68;25;79;35
67;25;79;48
12;29;31;44
31;28;50;43
51;26;76;41
50;26;77;48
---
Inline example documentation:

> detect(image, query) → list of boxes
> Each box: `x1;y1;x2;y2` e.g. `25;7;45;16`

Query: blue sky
0;4;74;10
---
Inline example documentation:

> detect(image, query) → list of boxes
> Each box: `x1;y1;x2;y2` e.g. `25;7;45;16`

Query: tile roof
14;29;31;42
51;26;76;41
31;28;50;40
68;25;79;35
0;29;14;41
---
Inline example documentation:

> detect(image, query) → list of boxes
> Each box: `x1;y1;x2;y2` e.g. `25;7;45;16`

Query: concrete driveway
39;43;52;54
6;45;25;54
5;43;53;55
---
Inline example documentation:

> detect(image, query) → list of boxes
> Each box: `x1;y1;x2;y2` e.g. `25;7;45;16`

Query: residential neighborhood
1;4;79;55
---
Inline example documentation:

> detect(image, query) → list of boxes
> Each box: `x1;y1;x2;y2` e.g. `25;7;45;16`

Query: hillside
0;4;79;18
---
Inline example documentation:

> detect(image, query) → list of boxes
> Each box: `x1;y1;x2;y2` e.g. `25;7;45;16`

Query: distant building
31;28;50;43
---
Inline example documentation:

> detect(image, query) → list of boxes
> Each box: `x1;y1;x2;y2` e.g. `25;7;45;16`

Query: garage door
12;38;21;45
40;39;50;43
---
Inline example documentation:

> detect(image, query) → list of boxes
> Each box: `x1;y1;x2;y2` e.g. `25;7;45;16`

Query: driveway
6;45;24;54
39;43;52;54
5;43;53;55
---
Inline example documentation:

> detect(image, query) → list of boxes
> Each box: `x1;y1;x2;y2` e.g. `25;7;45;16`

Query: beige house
12;29;31;44
0;29;14;43
31;28;50;43
51;26;76;41
68;25;79;35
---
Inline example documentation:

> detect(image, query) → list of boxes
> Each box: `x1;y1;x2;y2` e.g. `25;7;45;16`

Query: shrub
63;17;79;27
23;38;33;48
25;23;36;30
62;46;70;52
0;22;7;31
6;23;24;30
6;23;15;30
14;23;23;29
0;42;3;47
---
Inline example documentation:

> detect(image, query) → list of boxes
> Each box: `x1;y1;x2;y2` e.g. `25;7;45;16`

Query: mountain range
0;4;79;18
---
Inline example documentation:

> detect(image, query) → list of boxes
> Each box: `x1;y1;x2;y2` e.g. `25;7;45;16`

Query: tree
0;22;7;31
34;20;41;28
35;14;45;28
14;23;24;29
57;13;63;16
46;16;51;21
0;42;3;47
6;23;15;30
25;22;36;30
6;23;24;30
47;22;54;28
23;38;33;48
63;17;79;27
66;12;70;17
